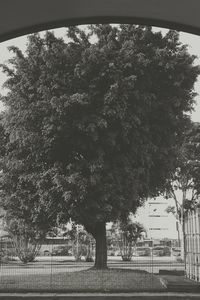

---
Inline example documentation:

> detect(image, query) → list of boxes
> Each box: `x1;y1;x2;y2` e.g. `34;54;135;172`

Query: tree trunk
93;222;107;269
176;221;181;248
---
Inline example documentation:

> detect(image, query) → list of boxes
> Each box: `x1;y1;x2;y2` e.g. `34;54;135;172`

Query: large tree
0;25;199;269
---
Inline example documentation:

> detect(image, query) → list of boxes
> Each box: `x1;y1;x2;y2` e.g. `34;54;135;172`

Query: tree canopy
165;121;200;257
165;121;200;211
0;24;199;268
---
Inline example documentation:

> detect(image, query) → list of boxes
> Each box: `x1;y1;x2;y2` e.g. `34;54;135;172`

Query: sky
0;25;200;240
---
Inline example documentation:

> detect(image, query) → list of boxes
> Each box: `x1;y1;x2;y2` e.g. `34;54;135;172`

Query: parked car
51;246;71;256
136;247;151;256
43;250;51;256
153;246;164;256
172;247;181;257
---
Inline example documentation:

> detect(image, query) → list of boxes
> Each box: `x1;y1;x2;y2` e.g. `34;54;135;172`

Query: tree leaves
0;24;199;234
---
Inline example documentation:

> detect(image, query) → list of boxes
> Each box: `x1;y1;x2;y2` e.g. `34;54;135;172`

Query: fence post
185;208;200;282
197;208;200;282
185;211;188;278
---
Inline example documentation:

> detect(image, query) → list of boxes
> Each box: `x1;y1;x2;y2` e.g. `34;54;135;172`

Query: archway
0;0;200;290
1;0;200;42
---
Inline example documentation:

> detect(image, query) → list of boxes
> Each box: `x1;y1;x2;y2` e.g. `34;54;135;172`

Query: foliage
4;217;43;263
165;121;200;213
112;218;146;261
165;121;200;256
165;122;200;224
0;24;199;268
63;223;95;261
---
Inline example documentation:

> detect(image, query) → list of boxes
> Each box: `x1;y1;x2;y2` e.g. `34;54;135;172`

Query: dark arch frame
1;0;200;43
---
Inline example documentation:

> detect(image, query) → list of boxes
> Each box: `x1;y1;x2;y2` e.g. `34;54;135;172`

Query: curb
0;293;200;299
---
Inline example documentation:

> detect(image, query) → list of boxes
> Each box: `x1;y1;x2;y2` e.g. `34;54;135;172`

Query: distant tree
0;25;199;269
165;122;200;259
63;223;94;261
80;230;95;262
112;218;146;261
4;217;44;263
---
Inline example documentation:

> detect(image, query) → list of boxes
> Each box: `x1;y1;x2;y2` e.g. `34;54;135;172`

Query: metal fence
185;208;200;282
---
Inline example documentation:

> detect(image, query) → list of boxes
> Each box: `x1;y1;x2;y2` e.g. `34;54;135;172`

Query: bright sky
0;26;200;240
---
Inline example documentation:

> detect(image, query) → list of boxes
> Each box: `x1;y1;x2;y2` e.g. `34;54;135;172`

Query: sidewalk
0;275;200;299
159;274;200;293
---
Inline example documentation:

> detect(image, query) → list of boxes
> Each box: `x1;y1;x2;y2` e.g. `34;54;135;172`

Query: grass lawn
0;268;165;292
